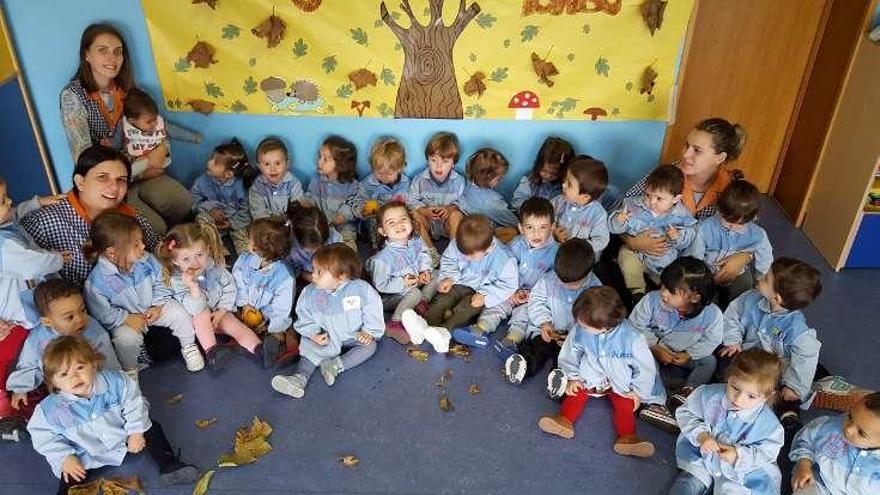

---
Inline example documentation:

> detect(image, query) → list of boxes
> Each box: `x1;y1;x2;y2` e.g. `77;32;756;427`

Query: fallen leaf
406;347;429;362
193;470;215;495
463;71;487;98
640;0;667;36
252;15;286;49
531;52;558;87
640;65;658;95
187;100;216;115
348;68;377;90
448;344;471;358
166;394;184;405
108;477;142;491
219;417;274;467
192;0;218;9
196;418;218;429
67;479;102;495
337;454;360;468
186;41;217;69
468;384;481;394
439;394;454;412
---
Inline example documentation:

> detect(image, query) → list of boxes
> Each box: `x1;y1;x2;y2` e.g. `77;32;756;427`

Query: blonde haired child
356;137;410;249
249;137;305;219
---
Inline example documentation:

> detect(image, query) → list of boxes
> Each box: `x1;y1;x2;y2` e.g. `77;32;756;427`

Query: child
408;132;466;265
790;392;880;494
83;212;204;376
271;244;384;399
502;238;601;385
157;223;262;370
27;336;199;494
457;197;557;349
307;135;361;252
356;137;411;250
670;349;785;494
630;257;722;431
365;201;436;345
249;137;305;220
719;257;822;430
422;214;518;341
610;165;697;302
538;286;663;458
285;201;343;283
190;139;253;256
6;279;120;418
510;136;573;210
460;148;519;236
689;179;773;307
232;217;295;368
550;155;610;257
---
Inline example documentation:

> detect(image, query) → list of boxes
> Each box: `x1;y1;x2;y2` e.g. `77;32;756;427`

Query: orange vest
681;168;735;215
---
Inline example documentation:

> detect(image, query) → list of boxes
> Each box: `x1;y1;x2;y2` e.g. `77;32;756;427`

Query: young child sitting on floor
538;286;663;458
790;392;880;495
366;201;436;345
510;136;573;210
308;135;361;253
502;238;601;385
285;201;343;284
719;257;822;431
27;336;199;494
670;349;784;494
460;148;519;241
550;155;610;257
689;179;773;307
271;244;384;399
249;137;305;219
609;164;697;303
356;137;410;250
461;197;558;350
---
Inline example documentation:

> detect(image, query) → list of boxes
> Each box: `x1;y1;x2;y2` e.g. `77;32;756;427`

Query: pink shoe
385;320;411;345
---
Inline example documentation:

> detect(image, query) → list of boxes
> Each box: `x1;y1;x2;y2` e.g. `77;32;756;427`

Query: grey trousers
126;174;192;236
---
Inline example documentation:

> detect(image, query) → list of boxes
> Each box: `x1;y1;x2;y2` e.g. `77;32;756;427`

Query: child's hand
718;443;738;465
418;271;432;285
781;386;800;402
144;306;162;324
540;323;560;343
403;274;419;287
37;194;65;207
437;278;453;293
210;309;227;328
791;459;815;490
671;351;691;366
718;344;742;358
311;331;330;346
334;213;346;225
60;251;74;264
666;226;679;241
622;391;641;411
434;207;450;220
10;392;28;410
416;206;434;221
470;293;485;308
697;432;721;455
61;455;86;483
650;345;675;365
0;319;12;340
553;226;570;242
125;313;148;332
511;289;529;305
355;331;373;345
127;432;146;453
714;252;751;284
565;379;585;396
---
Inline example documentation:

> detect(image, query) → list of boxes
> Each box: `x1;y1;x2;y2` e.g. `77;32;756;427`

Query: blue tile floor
2;197;878;494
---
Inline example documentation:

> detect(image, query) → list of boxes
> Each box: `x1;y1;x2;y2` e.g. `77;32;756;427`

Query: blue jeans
668;471;709;495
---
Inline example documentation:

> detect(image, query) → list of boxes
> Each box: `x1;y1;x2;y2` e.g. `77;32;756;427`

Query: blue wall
3;0;671;195
0;77;52;203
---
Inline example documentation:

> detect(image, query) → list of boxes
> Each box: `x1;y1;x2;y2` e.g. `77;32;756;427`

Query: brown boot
613;435;655;458
385;320;411;345
537;414;574;439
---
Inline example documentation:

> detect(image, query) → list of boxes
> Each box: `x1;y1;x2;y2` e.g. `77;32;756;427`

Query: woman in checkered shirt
21;146;158;286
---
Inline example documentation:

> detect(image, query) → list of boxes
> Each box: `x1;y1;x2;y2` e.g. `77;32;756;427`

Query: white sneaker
181;344;205;372
505;353;527;385
547;368;568;399
401;309;428;345
271;373;307;399
320;358;341;387
423;325;451;353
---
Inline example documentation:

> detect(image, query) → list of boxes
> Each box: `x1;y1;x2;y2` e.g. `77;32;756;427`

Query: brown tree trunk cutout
380;0;481;119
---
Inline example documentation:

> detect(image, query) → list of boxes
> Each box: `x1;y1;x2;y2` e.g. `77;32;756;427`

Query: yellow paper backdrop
143;0;693;120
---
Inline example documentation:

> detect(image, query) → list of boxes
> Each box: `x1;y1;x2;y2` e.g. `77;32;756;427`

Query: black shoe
206;342;239;370
262;335;282;369
780;411;803;431
630;291;646;308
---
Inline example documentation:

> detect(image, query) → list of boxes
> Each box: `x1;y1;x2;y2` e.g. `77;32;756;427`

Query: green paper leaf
173;57;190;73
469;53;477;63
221;24;241;40
231;100;247;113
625;81;634;91
489;67;508;82
322;55;338;74
595;57;610;77
204;82;224;98
292;38;308;58
350;28;369;46
380;67;395;86
547;98;580;119
248;58;257;67
336;83;353;98
476;13;497;28
611;107;620;115
567;53;575;62
521;25;539;43
326;104;336;114
582;24;591;35
394;42;401;51
243;76;258;95
464;104;486;119
503;39;511;48
378;102;394;118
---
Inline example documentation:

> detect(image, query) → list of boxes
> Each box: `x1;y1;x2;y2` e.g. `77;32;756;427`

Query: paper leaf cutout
640;0;668;36
521;25;539;42
348;68;377;90
193;470;215;495
476;13;497;28
380;67;395;86
336;83;353;98
595;57;610;77
186;41;217;69
322;56;338;74
640;65;658;95
406;347;429;362
192;0;218;9
351;100;371;116
291;0;323;12
337;454;360;468
222;24;241;40
464;104;486;118
252;14;286;49
350;28;369;46
204;82;224;98
531;52;559;87
292;38;308;58
463;71;487;98
489;67;509;82
188;99;216;115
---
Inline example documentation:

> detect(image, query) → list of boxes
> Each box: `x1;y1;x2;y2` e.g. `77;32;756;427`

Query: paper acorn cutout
508;90;540;120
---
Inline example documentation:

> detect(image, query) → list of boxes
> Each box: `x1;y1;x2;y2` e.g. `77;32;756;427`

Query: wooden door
661;0;828;192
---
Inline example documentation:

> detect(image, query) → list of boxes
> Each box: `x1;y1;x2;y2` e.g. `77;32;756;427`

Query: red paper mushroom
508;91;540;120
583;107;608;121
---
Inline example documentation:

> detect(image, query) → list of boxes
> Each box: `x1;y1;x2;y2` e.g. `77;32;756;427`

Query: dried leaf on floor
67;480;101;495
99;482;128;495
166;394;184;405
406;347;429;362
107;477;142;491
439;394;454;412
448;344;471;358
337;454;360;468
193;470;215;495
218;417;274;467
468;384;481;395
196;418;218;429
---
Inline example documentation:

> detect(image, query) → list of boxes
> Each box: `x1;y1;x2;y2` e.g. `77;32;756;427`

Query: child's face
428;153;455;182
644;188;681;215
0;183;13;224
172;241;209;277
719;216;748;232
124;229;146;266
312;263;343;291
41;294;90;337
317;146;337;180
681;129;726;177
52;359;97;398
757;271;784;310
725;374;767;411
206;155;232;180
519;214;554;248
539;161;562;183
379;207;413;243
660;285;699;312
562;171;590;205
843;401;880;449
128;112;159;133
373;166;401;186
576;318;609;335
258;149;289;185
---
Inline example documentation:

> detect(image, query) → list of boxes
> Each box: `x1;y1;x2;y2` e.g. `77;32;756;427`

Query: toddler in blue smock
248;137;305;220
510;136;573;210
355;137;411;250
307;135;361;253
460;148;519;241
550;155;610;257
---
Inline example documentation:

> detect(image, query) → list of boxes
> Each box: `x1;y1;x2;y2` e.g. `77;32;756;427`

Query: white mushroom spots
508;90;540;120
